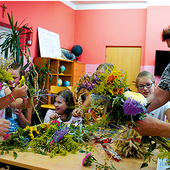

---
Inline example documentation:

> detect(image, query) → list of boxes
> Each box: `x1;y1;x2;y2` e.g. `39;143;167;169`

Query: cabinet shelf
34;57;85;104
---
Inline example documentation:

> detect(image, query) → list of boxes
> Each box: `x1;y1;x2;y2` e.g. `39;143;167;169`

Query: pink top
43;109;81;124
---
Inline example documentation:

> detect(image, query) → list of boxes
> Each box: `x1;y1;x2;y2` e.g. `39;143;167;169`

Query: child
44;90;81;123
5;63;33;132
73;63;114;117
136;70;170;122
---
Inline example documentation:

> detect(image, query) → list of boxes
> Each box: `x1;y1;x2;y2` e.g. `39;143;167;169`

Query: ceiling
62;0;148;10
70;1;146;5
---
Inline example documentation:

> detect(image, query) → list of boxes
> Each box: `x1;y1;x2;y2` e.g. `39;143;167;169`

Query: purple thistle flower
77;75;101;93
123;98;147;116
53;126;69;143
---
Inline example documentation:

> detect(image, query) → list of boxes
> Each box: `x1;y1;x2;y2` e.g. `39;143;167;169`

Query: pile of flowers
0;120;83;158
0;120;118;167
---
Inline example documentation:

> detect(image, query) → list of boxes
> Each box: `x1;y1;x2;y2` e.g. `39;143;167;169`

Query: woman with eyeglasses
134;26;170;138
135;71;170;122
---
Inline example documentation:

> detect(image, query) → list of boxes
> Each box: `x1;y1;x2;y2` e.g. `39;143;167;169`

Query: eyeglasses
137;83;154;90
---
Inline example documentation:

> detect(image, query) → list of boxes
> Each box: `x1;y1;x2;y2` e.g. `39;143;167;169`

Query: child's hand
50;113;60;120
0;119;10;136
33;94;39;106
12;84;28;99
13;109;22;116
72;108;82;117
22;98;32;108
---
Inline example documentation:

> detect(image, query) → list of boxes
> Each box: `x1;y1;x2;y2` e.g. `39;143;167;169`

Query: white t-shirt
148;102;170;122
44;109;81;124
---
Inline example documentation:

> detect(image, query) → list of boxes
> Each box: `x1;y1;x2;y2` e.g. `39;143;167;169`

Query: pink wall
74;9;147;65
0;1;75;58
145;6;170;66
0;2;170;77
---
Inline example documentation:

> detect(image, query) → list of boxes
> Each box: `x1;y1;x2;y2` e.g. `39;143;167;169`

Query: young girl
73;63;114;117
5;63;33;132
44;90;81;123
136;70;170;122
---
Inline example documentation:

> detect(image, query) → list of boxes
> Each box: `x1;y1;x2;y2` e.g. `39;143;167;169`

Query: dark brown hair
161;26;170;41
56;90;75;122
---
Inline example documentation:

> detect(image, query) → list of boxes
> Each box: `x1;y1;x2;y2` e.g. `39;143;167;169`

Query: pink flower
50;120;60;126
3;134;12;140
82;157;86;166
0;82;2;91
82;152;92;166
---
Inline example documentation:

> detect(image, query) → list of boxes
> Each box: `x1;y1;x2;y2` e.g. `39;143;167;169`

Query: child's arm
0;85;28;110
5;85;37;109
44;110;59;123
13;107;32;128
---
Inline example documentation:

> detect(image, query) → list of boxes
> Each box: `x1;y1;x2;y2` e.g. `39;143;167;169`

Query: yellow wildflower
19;76;25;87
24;125;30;131
29;125;40;139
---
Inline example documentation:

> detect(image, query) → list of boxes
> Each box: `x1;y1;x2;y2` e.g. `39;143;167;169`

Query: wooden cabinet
34;57;73;89
34;57;85;103
73;62;85;85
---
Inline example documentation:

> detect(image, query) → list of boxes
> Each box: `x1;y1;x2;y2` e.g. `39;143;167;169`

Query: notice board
38;27;62;59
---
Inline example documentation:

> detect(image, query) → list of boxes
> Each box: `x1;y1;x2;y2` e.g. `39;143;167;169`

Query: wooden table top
0;144;157;170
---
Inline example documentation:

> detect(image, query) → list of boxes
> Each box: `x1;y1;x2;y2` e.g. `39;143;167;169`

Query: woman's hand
133;115;164;136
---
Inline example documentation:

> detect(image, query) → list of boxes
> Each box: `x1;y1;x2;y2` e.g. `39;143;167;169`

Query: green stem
31;98;42;124
93;160;117;170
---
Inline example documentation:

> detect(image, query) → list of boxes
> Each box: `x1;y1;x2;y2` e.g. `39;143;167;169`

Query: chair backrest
50;85;75;104
50;86;69;94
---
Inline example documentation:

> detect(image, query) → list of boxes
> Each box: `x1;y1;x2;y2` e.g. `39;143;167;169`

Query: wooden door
73;62;85;85
106;47;141;92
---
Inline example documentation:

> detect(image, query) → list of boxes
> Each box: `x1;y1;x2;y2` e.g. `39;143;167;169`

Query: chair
41;86;74;109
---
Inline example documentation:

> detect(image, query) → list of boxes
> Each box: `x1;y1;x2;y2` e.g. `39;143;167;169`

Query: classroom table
0;143;157;170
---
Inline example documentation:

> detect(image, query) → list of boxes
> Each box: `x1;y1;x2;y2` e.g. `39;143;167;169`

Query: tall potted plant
0;11;31;68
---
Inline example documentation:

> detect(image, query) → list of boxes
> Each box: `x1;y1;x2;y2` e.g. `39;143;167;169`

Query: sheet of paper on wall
38;27;62;59
157;158;170;170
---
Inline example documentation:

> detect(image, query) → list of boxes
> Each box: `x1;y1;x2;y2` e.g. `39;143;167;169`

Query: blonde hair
135;71;155;87
96;63;114;72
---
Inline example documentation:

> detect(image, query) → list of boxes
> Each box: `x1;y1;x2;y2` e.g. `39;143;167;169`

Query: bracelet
9;93;16;102
9;93;17;108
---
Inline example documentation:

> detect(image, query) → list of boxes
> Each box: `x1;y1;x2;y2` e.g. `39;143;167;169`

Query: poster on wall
38;27;62;59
